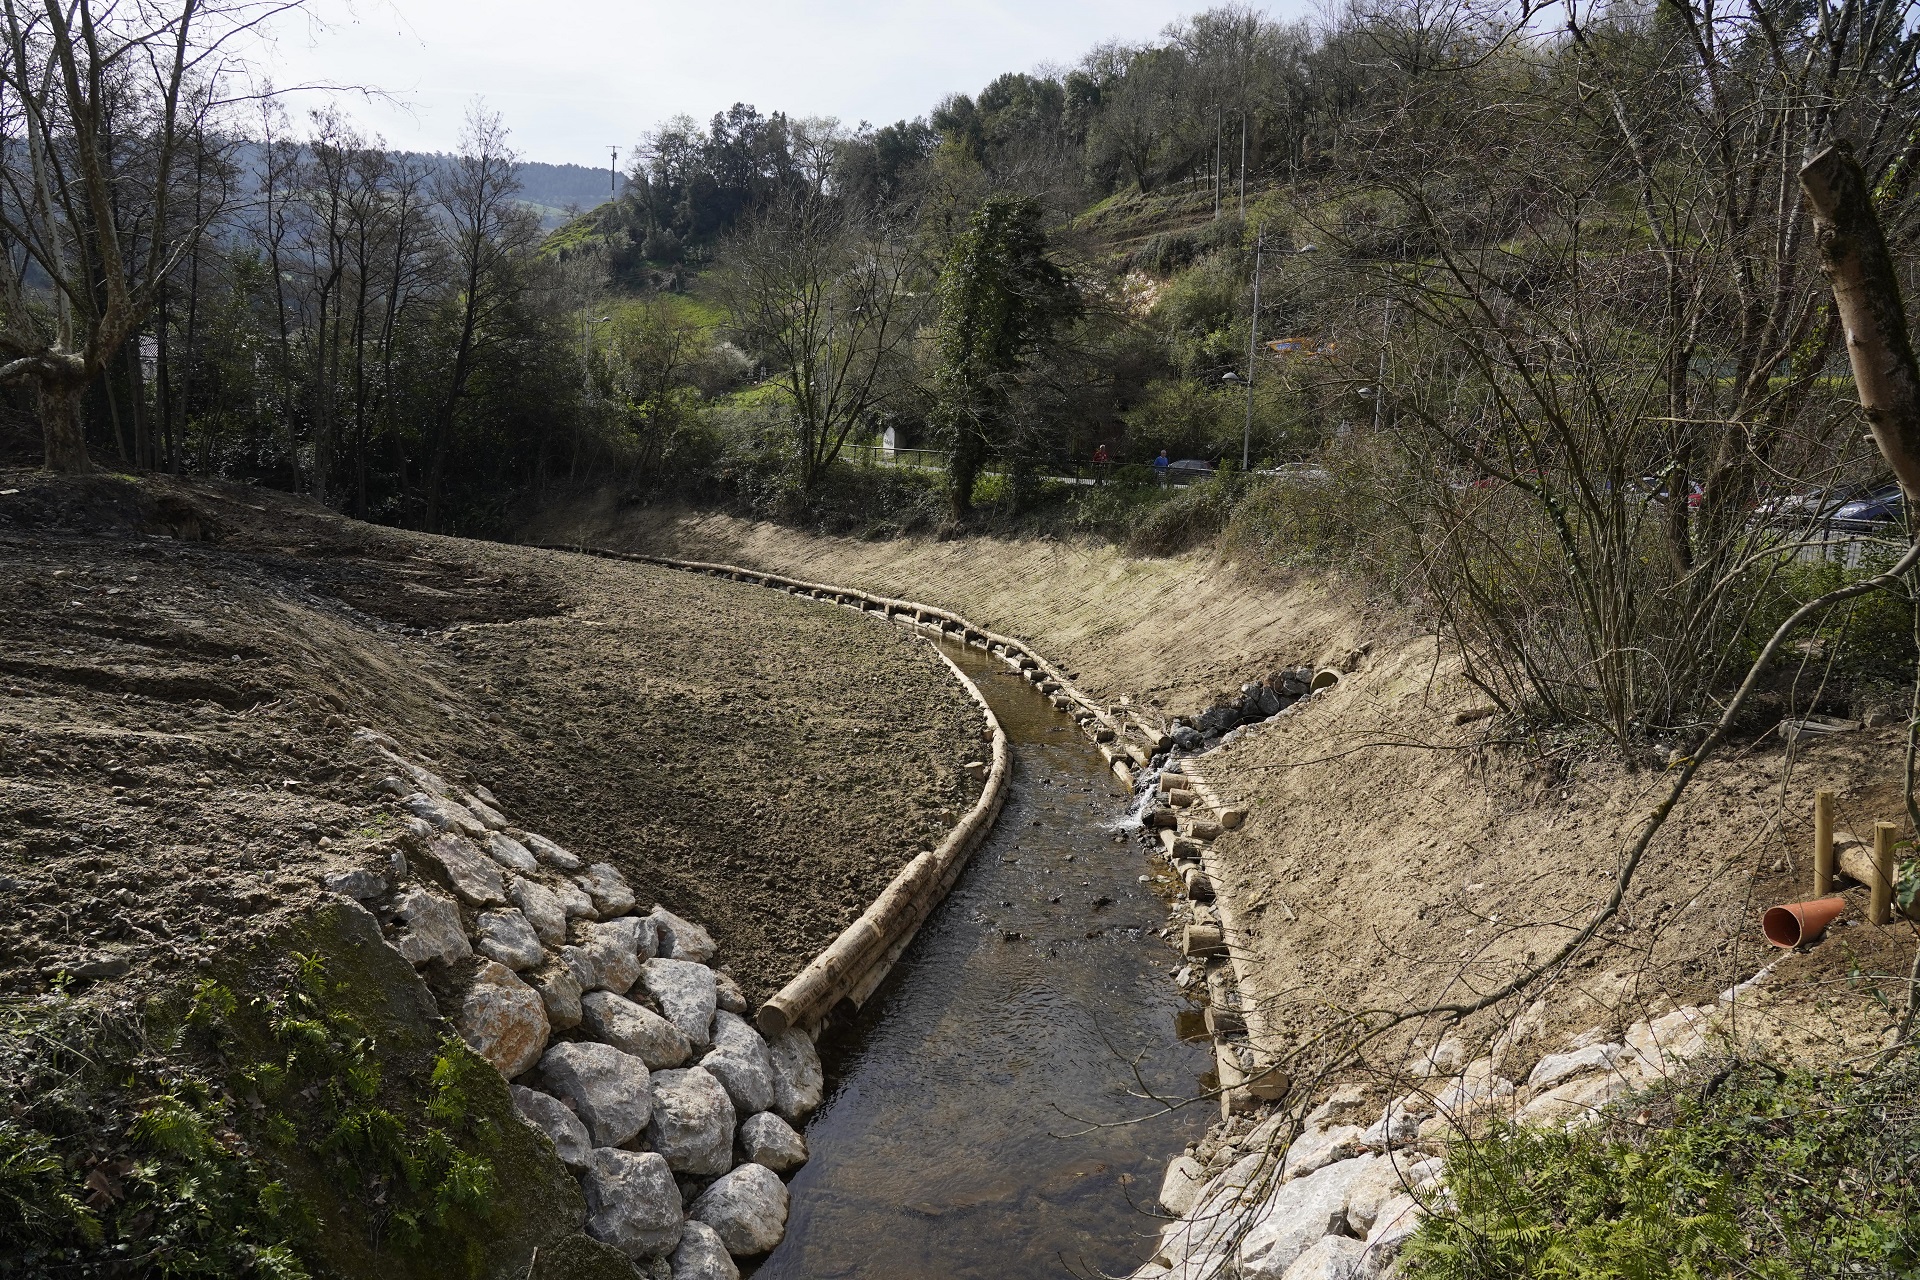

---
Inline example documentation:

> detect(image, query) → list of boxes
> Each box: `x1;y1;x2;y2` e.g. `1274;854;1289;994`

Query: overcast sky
261;0;1302;167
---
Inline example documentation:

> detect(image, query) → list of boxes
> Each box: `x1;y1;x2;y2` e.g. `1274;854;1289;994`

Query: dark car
1829;482;1905;533
1167;459;1216;483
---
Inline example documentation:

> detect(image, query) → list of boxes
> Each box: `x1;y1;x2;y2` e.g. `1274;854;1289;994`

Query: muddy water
752;640;1210;1279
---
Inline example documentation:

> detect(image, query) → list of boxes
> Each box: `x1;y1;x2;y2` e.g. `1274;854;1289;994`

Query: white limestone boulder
529;963;583;1031
702;1011;775;1116
510;1085;591;1169
390;885;470;966
641;958;718;1049
689;1161;789;1257
1279;1235;1365;1280
1159;1155;1208;1216
736;1111;807;1173
670;1220;740;1280
521;831;583;871
507;876;568;944
645;1066;736;1176
649;905;717;963
1237;1155;1387;1278
581;990;692;1070
483;832;540;875
581;1147;684;1259
537;1041;651;1147
767;1027;823;1122
456;961;549;1079
579;862;637;916
417;832;506;905
474;908;545;971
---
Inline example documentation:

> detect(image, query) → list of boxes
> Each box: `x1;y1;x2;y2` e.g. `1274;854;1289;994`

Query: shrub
1406;1057;1920;1280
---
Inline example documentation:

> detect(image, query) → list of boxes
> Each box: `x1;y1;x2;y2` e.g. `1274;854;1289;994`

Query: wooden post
1873;821;1897;924
1814;790;1836;896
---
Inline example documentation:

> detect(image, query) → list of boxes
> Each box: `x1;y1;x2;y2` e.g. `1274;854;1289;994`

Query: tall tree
930;195;1079;519
0;0;292;472
715;194;925;496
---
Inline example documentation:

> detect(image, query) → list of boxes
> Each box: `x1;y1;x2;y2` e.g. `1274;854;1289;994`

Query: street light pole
1244;231;1262;471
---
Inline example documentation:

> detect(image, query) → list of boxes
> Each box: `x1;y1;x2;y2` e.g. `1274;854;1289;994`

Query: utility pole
1238;113;1248;219
610;147;619;195
1244;231;1263;470
1374;301;1390;433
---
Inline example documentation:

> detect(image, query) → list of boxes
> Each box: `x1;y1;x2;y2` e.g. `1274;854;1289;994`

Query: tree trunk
1800;142;1920;499
38;377;93;474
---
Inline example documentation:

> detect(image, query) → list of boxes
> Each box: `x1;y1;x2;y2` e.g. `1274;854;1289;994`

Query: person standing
1152;449;1170;485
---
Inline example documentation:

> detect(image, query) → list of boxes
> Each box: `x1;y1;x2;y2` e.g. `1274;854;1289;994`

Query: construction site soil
0;469;981;1010
534;494;1920;1082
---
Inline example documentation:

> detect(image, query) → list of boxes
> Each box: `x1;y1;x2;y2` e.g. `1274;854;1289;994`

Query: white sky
260;0;1300;167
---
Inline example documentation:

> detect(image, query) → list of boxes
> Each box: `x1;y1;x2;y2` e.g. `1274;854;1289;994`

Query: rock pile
1134;990;1742;1279
1170;655;1363;753
331;730;821;1273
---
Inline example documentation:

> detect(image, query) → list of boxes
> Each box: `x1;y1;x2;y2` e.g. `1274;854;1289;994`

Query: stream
751;638;1211;1279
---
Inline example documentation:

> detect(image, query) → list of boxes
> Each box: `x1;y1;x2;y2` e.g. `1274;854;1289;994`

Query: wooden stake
1872;821;1897;925
1814;790;1835;896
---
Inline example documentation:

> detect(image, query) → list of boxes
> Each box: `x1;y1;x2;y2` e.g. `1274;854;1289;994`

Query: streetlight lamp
1235;240;1317;471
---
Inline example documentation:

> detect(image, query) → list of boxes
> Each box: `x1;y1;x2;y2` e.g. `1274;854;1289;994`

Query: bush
1406;1057;1920;1280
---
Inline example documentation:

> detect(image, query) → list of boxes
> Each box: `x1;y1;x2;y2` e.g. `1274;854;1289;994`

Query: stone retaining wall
329;728;818;1275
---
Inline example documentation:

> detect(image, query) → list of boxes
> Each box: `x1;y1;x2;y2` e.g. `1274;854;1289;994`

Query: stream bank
753;637;1210;1279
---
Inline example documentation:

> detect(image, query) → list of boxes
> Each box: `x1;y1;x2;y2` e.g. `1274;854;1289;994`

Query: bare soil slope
534;496;1916;1077
0;470;979;1006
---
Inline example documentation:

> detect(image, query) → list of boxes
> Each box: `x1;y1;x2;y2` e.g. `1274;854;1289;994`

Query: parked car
1167;459;1216;482
1829;482;1905;532
1755;482;1877;523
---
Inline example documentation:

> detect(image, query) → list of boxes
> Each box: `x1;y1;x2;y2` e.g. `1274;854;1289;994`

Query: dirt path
0;471;979;1006
533;496;1918;1076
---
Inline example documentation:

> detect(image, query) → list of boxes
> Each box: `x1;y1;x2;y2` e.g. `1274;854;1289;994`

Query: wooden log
1146;809;1179;830
1183;866;1214;901
1814;790;1835;897
1185;818;1223;841
1873;821;1897;925
1183;923;1226;957
758;651;1011;1037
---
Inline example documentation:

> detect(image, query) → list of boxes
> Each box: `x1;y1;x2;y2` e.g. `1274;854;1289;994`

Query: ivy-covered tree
929;196;1080;520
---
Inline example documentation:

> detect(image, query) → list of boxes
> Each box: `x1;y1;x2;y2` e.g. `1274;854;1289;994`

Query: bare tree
714;194;925;495
423;103;535;530
0;0;301;472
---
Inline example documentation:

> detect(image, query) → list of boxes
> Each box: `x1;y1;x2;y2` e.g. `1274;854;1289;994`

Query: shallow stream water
750;639;1211;1279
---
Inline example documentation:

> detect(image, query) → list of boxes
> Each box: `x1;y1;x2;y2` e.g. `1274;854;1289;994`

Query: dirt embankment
0;471;979;1006
532;496;1917;1076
